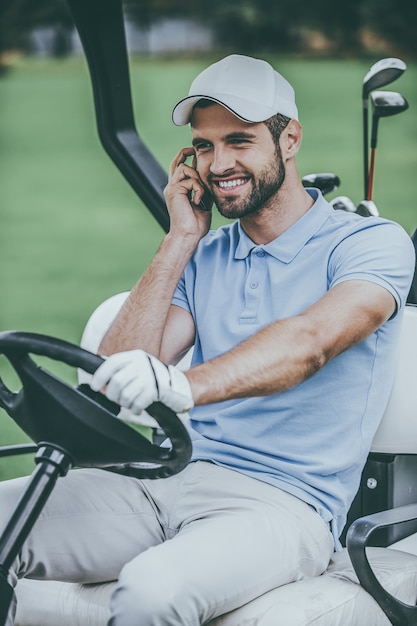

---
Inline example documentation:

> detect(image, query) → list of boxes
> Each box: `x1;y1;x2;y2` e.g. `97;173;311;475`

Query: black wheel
0;331;192;478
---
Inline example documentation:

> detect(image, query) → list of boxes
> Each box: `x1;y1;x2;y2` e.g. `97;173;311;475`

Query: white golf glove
90;350;194;415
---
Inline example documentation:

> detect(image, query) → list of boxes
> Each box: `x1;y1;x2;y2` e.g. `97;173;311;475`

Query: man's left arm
185;280;394;406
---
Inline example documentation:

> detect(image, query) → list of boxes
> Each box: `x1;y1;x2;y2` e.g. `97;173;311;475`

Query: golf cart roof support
66;0;170;233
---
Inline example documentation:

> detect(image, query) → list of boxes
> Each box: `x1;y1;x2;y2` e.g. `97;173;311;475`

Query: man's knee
109;557;201;626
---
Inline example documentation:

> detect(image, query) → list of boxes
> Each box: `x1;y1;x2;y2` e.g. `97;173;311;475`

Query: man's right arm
98;147;212;361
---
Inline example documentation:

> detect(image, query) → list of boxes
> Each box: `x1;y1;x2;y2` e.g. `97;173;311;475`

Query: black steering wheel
0;331;192;479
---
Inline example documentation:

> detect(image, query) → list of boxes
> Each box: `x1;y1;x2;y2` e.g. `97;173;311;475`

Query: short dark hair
193;98;216;111
193;99;290;148
263;114;291;148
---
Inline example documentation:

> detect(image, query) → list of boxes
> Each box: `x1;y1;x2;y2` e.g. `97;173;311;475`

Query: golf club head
370;90;409;118
362;58;407;98
330;196;357;213
301;173;340;196
357;200;379;217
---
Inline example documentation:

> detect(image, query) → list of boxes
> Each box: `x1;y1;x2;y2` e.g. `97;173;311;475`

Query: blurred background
0;0;416;477
1;0;416;61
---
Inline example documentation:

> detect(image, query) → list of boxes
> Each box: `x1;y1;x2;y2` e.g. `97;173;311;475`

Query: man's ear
281;119;303;159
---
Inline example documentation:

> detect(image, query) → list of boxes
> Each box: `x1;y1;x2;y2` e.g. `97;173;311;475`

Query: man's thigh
0;468;176;584
112;462;334;624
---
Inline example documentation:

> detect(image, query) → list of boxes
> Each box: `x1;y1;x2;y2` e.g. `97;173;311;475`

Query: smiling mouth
216;177;250;191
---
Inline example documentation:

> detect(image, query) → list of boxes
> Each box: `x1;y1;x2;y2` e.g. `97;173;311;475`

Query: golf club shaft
363;100;369;200
367;148;376;201
367;115;379;200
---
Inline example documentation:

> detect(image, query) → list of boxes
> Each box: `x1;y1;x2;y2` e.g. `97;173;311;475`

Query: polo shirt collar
234;189;332;263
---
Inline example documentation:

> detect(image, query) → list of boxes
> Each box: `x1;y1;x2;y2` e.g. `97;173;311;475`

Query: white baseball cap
172;54;298;126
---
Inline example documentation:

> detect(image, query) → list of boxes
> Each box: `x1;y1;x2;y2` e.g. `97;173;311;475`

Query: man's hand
90;350;194;415
164;147;212;241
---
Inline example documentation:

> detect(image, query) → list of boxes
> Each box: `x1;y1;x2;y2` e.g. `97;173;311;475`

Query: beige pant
1;461;333;626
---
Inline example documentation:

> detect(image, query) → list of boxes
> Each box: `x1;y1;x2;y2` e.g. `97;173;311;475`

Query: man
1;55;415;626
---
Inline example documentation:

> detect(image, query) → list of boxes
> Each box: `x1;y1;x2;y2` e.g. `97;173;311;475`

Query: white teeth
218;178;247;189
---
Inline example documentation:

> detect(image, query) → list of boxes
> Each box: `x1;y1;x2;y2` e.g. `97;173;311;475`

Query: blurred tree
365;0;417;56
206;0;302;53
23;0;74;57
123;0;152;27
0;0;26;70
123;0;199;22
0;0;74;63
304;0;365;55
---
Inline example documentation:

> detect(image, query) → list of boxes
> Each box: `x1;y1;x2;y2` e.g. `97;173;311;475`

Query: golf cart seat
13;296;417;626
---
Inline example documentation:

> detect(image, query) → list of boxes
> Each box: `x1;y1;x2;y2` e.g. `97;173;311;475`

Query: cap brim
172;94;294;126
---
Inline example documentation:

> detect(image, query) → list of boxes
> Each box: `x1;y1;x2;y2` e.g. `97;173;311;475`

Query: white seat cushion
15;547;417;626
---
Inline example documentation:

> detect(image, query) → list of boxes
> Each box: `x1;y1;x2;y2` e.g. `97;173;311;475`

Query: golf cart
1;0;417;624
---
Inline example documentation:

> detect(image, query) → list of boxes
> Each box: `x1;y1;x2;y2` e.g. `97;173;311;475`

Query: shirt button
256;250;265;257
250;281;258;289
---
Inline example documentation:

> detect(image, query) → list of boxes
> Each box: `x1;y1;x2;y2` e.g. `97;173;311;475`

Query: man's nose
210;147;235;175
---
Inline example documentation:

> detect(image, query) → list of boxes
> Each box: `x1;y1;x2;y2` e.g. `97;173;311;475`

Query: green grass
0;55;416;478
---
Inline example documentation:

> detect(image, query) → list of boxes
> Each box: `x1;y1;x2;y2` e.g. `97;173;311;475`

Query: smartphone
188;187;212;211
187;153;213;211
197;187;213;212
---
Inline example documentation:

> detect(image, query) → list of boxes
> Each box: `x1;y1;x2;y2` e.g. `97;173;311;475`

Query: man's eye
230;138;250;145
194;142;211;152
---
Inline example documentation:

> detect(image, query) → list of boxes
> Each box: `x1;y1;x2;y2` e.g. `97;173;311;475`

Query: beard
209;149;286;220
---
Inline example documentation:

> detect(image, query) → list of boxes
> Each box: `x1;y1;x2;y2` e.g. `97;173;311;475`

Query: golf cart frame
1;0;417;624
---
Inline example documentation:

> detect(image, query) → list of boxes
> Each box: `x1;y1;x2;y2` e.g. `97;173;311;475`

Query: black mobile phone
198;187;213;212
186;152;213;211
188;186;213;212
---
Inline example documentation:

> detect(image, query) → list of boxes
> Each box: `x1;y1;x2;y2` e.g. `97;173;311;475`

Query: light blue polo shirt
172;189;415;547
